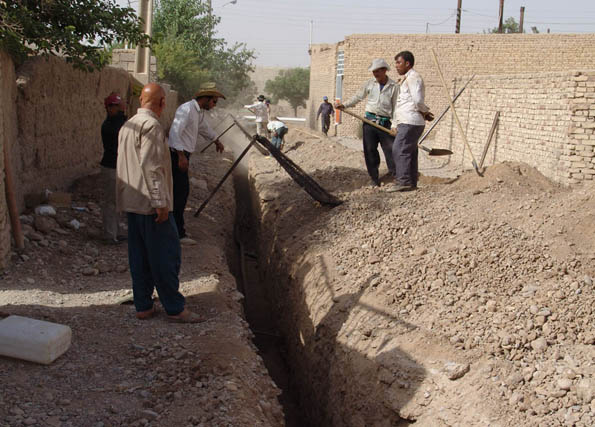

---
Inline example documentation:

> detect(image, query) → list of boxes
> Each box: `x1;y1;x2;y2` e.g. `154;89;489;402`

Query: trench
227;145;305;426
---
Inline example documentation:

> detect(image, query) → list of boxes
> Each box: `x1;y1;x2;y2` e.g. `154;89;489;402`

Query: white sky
119;0;595;67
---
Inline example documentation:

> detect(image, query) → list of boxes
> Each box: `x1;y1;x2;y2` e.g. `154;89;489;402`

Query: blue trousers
271;126;288;149
127;212;185;315
393;123;425;187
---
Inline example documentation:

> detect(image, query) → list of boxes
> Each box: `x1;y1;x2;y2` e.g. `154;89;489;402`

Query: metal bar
479;111;500;170
418;74;475;146
194;136;257;218
199;122;235;153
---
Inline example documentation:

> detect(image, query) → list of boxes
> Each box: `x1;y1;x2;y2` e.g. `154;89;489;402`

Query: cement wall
308;34;595;184
307;44;338;135
0;51;16;268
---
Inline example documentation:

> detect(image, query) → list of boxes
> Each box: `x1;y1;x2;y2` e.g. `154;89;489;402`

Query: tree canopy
264;67;310;116
153;0;255;102
0;0;149;71
485;17;540;34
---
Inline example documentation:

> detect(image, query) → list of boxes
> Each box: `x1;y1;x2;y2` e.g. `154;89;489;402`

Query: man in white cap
316;96;334;135
168;82;226;245
245;94;269;137
336;58;398;187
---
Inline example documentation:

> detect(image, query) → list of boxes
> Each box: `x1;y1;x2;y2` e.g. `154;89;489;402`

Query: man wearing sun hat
168;82;226;245
335;58;398;187
316;96;334;136
100;92;127;243
244;94;269;137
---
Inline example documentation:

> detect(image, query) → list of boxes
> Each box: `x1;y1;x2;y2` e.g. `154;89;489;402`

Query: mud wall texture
12;55;178;210
0;51;17;268
308;34;595;184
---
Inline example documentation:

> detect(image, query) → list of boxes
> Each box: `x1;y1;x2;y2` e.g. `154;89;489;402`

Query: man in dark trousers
316;96;334;135
335;58;398;187
386;51;431;193
168;82;225;245
100;93;127;243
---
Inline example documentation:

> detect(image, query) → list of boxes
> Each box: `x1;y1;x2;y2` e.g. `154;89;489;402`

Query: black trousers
321;114;331;134
393;123;425;187
170;150;191;238
362;122;396;181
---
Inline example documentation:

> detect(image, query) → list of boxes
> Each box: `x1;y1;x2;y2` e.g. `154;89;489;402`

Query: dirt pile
0;151;283;426
248;130;595;426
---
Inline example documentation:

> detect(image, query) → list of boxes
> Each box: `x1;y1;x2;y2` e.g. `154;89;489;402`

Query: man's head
195;82;226;110
257;94;265;102
104;93;122;116
368;58;390;84
394;51;415;76
140;83;166;117
323;96;328;103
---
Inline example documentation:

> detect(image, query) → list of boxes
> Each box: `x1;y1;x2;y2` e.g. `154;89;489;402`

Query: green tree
153;0;255;102
0;0;149;71
485;17;540;34
264;67;310;116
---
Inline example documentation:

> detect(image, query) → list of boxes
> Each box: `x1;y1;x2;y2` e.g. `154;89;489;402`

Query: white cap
368;58;390;72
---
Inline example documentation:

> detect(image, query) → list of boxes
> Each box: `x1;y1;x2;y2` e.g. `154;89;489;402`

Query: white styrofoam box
0;315;72;365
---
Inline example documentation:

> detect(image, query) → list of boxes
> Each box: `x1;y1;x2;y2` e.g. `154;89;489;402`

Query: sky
119;0;595;67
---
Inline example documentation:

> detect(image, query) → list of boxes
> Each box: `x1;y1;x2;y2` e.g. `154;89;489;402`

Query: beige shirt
343;77;400;127
116;108;173;214
396;68;430;126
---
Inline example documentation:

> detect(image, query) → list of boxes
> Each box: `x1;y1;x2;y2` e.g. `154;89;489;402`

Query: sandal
136;305;158;320
167;309;206;324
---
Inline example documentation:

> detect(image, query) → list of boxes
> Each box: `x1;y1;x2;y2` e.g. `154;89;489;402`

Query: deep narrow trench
229;153;305;427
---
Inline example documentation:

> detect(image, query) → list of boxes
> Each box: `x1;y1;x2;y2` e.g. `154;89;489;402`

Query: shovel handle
341;108;394;136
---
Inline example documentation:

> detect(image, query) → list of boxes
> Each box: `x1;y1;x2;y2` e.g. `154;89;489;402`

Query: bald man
117;83;202;323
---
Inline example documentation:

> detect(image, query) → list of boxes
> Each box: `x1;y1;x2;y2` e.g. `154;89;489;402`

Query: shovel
342;108;451;156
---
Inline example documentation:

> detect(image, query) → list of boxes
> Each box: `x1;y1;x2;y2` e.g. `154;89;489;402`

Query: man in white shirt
267;119;288;149
336;58;398;187
168;82;225;245
386;51;431;193
245;95;269;137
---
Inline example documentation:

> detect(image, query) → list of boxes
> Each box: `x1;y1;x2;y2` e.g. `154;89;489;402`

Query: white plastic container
0;315;72;364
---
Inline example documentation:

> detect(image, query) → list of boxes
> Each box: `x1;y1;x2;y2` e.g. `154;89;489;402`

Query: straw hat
195;82;226;99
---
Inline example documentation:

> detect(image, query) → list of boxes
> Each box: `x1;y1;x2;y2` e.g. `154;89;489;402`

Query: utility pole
309;20;313;49
455;0;462;33
134;0;153;84
498;0;504;33
519;6;525;33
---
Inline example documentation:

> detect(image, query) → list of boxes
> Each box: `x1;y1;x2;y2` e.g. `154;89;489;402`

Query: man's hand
335;102;345;110
177;151;189;172
215;140;224;153
389;128;397;137
155;207;169;223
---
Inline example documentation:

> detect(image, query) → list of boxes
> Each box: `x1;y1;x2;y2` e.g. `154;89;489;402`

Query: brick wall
0;51;16;268
308;33;595;184
566;71;595;183
111;49;157;83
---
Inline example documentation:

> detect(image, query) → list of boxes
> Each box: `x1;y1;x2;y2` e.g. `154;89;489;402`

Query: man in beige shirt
116;83;202;323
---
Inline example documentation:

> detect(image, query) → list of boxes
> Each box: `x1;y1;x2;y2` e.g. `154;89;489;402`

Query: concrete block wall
0;51;16;268
308;44;338;135
111;48;158;83
309;33;595;184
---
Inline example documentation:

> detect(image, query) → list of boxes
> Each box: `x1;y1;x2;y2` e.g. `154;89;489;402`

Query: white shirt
267;120;286;132
245;101;268;123
343;77;399;127
396;68;430;126
168;100;217;153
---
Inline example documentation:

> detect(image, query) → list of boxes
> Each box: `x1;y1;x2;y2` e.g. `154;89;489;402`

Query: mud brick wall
308;44;338;135
566;71;595;183
0;51;17;268
308;33;595;184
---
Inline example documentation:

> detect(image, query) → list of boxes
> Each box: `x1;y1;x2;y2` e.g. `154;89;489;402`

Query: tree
153;0;255;102
0;0;149;71
264;68;310;116
485;17;540;34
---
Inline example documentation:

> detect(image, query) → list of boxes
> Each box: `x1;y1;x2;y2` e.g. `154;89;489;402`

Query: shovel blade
419;145;453;156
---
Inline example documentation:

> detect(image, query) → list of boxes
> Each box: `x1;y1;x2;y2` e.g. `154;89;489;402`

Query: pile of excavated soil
248;128;595;426
0;150;283;427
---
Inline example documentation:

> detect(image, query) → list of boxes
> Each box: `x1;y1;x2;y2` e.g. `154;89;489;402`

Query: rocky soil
248;127;595;426
0;149;283;427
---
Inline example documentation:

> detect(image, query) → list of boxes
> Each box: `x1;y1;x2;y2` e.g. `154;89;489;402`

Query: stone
557;378;573;391
0;315;71;364
576;379;595;403
531;337;548;352
140;410;158;420
34;215;59;234
443;362;470;380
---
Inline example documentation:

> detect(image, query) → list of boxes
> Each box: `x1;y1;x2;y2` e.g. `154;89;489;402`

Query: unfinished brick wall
111;49;158;83
0;51;16;268
308;34;595;184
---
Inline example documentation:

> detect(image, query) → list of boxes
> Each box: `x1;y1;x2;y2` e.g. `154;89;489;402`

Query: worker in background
168;82;226;245
335;58;398;188
244;95;269;137
100;92;127;243
116;83;203;323
316;96;334;136
267;118;288;150
385;50;432;193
